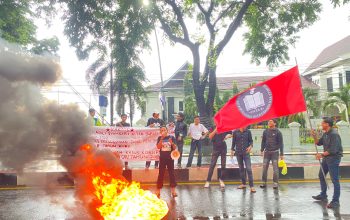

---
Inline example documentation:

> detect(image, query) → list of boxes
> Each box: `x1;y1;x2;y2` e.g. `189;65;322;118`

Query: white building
303;35;350;116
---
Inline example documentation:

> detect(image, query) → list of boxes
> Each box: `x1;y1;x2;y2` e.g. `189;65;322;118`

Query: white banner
91;126;160;161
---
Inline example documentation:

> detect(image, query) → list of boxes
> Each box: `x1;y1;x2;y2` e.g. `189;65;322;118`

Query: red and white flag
214;66;306;133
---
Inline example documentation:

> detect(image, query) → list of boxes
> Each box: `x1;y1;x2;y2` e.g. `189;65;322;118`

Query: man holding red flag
214;66;306;133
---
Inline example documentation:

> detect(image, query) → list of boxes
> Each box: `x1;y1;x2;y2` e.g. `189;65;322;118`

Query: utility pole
154;27;167;121
110;41;114;125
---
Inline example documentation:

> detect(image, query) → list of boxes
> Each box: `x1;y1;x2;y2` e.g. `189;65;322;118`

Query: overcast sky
36;1;350;122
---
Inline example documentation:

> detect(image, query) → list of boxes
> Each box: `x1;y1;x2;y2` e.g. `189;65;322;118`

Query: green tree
323;84;350;121
183;72;197;124
303;88;320;118
0;1;60;54
0;1;36;45
31;37;60;55
147;0;328;127
58;0;153;124
232;81;239;96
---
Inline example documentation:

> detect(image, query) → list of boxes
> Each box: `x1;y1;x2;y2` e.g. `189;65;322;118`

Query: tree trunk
190;45;213;129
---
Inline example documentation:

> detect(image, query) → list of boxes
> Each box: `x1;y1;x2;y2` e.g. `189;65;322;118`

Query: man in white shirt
186;116;209;168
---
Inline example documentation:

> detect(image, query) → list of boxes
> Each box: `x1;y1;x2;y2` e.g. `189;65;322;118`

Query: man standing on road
174;112;187;168
204;127;231;189
260;119;284;189
186;116;209;168
311;117;343;209
232;127;256;193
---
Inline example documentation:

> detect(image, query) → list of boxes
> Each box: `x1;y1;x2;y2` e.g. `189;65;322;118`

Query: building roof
146;62;319;92
304;35;350;74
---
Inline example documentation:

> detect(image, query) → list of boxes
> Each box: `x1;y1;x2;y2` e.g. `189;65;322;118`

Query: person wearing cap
311;117;343;209
260;119;284;189
174;112;187;168
86;108;103;126
115;114;131;169
146;111;165;168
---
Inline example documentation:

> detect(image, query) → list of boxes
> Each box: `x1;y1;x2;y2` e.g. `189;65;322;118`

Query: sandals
237;185;247;189
250;187;256;193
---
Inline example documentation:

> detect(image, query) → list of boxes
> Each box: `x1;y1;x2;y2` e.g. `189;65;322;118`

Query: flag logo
236;85;273;119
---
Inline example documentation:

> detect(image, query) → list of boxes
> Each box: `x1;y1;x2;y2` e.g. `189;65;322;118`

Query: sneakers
204;181;210;188
250;187;256;193
312;194;328;201
273;183;279;189
327;201;340;209
219;179;225;188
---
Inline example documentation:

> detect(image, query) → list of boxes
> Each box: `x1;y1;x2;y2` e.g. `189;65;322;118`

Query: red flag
214;66;306;133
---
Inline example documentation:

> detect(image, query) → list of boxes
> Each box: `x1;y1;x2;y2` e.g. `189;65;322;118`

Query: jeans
262;151;279;184
319;156;341;202
157;153;177;189
236;153;254;187
177;139;184;165
206;148;227;181
186;139;202;167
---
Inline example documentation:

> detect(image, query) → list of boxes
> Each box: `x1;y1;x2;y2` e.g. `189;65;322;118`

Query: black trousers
157;153;177;189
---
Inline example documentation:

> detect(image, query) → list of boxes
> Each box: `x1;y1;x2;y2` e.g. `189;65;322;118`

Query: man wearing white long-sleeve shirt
186;116;209;168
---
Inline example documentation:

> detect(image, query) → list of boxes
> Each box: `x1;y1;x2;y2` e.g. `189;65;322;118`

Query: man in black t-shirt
115;114;131;169
204;127;231;189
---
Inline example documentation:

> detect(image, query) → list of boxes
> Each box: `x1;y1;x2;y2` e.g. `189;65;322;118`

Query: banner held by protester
91;127;160;161
214;66;307;133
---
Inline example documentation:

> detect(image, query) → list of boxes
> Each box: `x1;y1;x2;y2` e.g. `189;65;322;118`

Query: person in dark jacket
155;126;177;198
174;112;187;168
260;119;284;189
204;127;231;189
232;127;256;193
146;111;165;168
311;117;343;209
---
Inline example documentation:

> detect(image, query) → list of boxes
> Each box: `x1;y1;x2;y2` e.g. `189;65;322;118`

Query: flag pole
305;110;329;189
294;59;329;189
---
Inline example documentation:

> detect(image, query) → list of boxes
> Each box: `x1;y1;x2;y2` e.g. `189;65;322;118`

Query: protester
311;117;343;209
115;114;131;169
174;112;187;168
146;111;165;169
204;127;231;188
260;119;284;189
186;116;209;168
115;113;130;127
155;126;177;198
86;108;103;126
232;127;256;193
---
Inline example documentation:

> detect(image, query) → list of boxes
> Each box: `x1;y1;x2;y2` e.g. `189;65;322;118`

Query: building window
346;71;350;84
327;77;333;92
179;101;184;112
339;73;343;88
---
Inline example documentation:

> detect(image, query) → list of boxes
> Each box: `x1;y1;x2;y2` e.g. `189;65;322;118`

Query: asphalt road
0;181;349;220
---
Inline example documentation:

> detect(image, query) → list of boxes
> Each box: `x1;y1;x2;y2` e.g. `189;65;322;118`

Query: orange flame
77;144;168;219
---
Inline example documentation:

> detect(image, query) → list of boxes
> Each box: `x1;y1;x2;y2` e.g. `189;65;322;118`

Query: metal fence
299;128;324;145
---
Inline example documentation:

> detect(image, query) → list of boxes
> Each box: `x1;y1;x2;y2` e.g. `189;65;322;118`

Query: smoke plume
0;41;90;172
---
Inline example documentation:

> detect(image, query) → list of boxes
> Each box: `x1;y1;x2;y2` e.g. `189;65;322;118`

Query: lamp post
143;0;167;122
154;27;167;122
